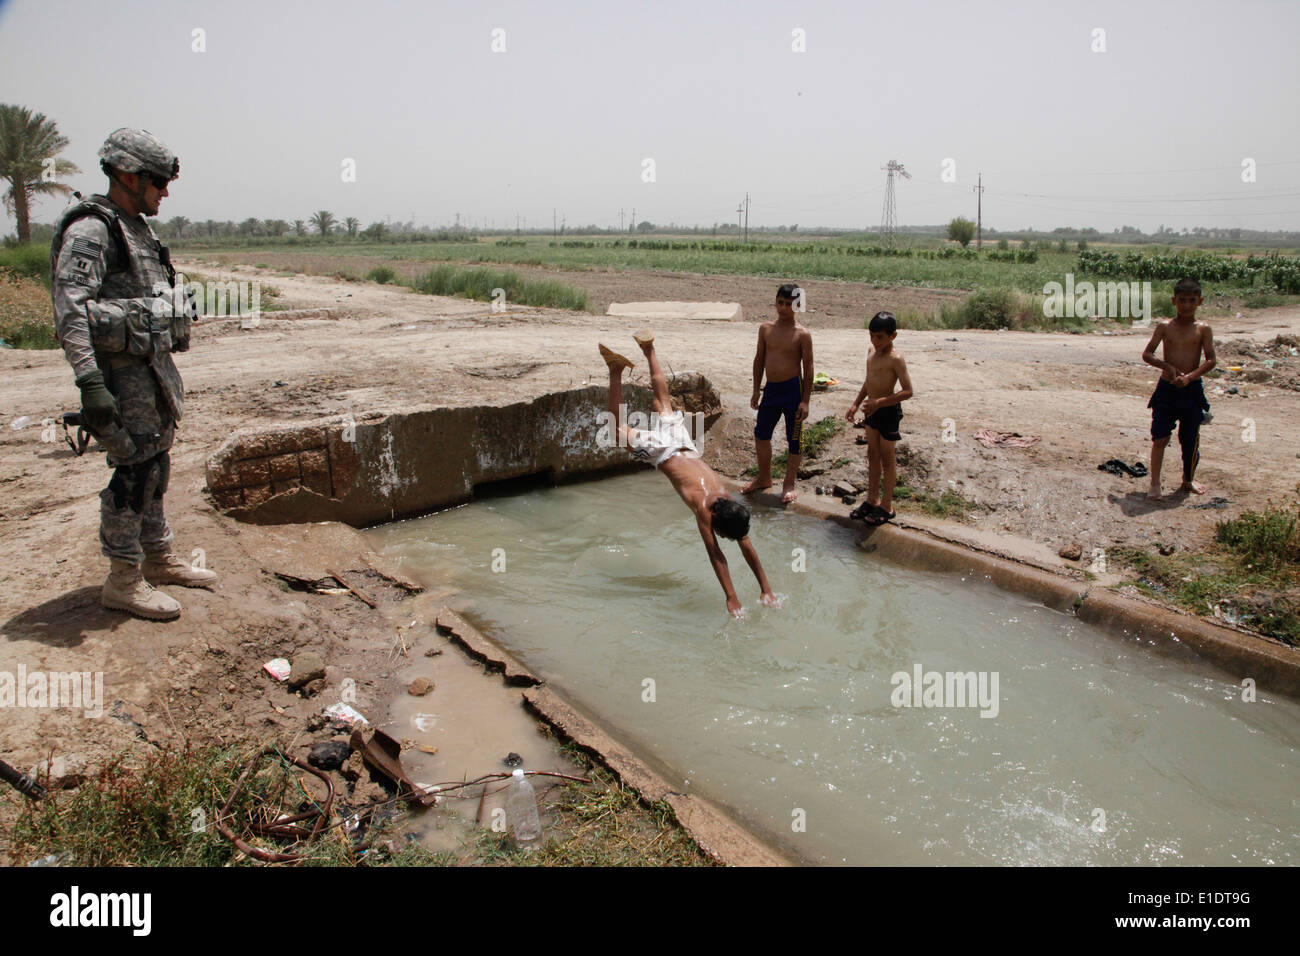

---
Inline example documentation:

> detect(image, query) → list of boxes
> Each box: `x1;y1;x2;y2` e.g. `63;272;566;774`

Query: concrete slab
607;301;744;321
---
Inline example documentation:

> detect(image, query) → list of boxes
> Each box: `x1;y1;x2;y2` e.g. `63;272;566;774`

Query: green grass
409;264;588;310
892;483;979;518
1110;502;1300;644
1214;502;1300;572
6;736;713;867
0;242;50;287
365;265;397;284
897;287;1091;332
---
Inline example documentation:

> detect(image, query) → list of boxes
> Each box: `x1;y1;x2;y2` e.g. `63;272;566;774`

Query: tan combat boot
143;549;219;588
103;558;182;621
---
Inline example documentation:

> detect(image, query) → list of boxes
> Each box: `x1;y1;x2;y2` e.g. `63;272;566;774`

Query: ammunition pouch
86;297;178;357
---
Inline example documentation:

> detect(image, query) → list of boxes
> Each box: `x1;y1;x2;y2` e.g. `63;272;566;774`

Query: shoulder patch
69;236;103;258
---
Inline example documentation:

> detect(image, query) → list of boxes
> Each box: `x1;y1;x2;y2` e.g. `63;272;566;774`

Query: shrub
1214;503;1299;572
365;266;397;284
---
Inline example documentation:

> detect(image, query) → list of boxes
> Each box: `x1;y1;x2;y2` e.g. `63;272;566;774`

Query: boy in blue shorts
743;283;814;503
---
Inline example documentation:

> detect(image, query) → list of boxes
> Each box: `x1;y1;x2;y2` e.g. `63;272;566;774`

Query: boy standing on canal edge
743;282;814;504
845;311;913;525
1142;277;1217;501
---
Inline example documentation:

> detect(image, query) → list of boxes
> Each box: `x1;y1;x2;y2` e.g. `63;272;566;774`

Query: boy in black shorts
1142;277;1217;500
844;311;913;524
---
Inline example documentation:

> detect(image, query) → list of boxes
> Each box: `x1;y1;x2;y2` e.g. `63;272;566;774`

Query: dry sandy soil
2;261;1297;860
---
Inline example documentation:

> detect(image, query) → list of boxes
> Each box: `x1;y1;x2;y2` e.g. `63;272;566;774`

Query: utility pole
744;193;750;243
553;208;557;237
737;201;744;234
619;208;624;232
630;208;635;234
973;174;985;251
515;212;520;236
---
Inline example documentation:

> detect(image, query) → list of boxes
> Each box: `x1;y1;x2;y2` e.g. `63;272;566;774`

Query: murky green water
367;472;1300;865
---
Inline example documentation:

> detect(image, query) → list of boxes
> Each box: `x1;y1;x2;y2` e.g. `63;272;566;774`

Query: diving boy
1142;277;1217;500
743;282;814;503
600;332;778;618
844;311;913;525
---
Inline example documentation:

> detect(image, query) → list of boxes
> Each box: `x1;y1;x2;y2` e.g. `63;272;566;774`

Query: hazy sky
3;0;1298;234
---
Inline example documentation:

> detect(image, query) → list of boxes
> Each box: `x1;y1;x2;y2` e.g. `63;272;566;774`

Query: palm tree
293;219;306;237
310;210;335;236
265;219;288;237
0;105;80;242
344;216;359;238
167;215;190;238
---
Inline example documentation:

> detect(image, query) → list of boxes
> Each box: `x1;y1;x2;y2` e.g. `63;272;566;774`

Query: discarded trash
273;380;287;387
974;429;1042;448
349;728;438;808
323;702;369;726
26;853;69;867
1097;459;1149;478
9;416;31;430
503;752;523;768
0;758;47;801
507;768;542;845
411;713;437;732
308;740;352;771
263;658;291;681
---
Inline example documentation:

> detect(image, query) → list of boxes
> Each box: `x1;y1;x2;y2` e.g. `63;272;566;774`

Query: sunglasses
143;172;171;189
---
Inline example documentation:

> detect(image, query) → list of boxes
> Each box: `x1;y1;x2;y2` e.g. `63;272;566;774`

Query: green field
178;235;1300;301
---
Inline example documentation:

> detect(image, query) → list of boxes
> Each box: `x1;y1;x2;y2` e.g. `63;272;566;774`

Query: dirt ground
2;260;1297;861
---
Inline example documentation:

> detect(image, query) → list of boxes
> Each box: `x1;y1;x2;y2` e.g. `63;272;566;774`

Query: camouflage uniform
50;131;189;566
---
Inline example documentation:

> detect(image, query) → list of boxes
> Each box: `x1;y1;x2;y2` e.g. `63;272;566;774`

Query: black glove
75;369;121;432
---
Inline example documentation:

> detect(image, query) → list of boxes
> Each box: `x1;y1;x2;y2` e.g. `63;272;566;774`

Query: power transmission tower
880;160;911;245
973;174;985;250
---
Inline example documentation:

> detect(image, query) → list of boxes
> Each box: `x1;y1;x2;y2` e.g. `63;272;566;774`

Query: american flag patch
69;236;102;259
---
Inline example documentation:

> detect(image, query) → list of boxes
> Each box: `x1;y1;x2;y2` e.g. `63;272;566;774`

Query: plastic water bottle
506;768;542;845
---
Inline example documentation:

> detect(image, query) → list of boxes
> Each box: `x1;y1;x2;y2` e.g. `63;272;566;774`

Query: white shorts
628;410;699;468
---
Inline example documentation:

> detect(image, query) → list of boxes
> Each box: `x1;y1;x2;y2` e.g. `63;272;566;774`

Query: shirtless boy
843;311;914;525
1142;277;1217;500
600;332;778;618
743;283;814;503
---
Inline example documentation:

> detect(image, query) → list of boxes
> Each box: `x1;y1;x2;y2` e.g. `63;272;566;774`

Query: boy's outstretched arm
737;535;778;605
697;515;743;616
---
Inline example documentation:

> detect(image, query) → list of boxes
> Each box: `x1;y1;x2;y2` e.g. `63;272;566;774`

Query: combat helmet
98;128;179;181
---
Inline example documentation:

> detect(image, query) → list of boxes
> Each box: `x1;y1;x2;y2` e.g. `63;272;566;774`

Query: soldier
49;128;216;620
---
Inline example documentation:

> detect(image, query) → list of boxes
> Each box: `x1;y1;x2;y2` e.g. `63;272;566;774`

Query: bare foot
780;486;799;503
599;343;635;370
633;329;655;350
1180;480;1205;495
1146;483;1162;501
741;479;772;494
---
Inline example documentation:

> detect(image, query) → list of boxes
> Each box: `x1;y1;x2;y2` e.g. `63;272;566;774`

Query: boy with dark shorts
844;311;913;524
1142;277;1217;500
743;283;814;503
